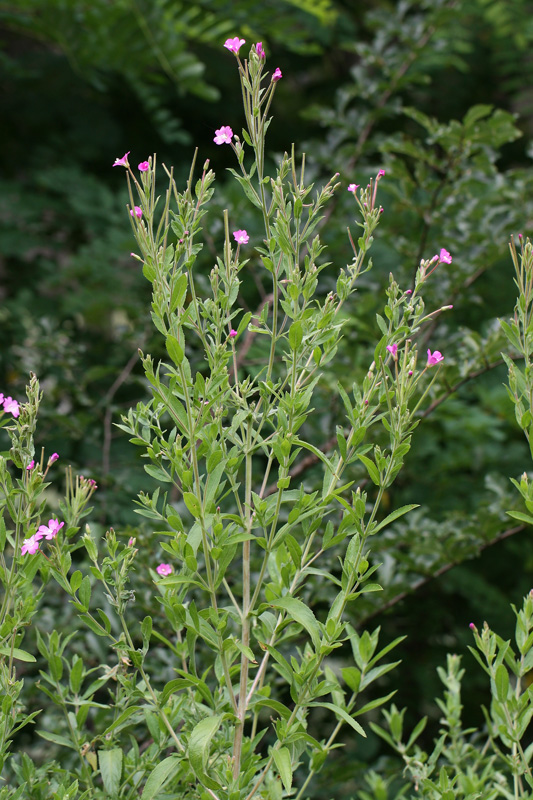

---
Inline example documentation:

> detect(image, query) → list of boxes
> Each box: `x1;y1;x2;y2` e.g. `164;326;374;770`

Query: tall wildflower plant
357;236;533;800
97;40;452;798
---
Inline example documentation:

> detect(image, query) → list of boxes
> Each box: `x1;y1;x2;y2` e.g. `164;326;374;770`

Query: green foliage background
3;0;533;795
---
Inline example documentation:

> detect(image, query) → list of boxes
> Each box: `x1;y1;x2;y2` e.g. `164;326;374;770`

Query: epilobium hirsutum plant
93;38;453;798
0;38;457;800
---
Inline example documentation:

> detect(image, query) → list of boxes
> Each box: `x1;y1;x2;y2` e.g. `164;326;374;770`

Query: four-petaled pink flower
347;184;359;193
377;169;385;178
130;206;142;219
272;67;282;82
113;152;130;168
233;229;249;244
386;344;398;357
224;37;245;54
26;460;35;471
229;329;238;338
138;161;150;172
48;452;59;464
438;248;452;264
3;396;20;417
214;126;233;145
156;563;173;576
36;518;64;540
255;42;265;58
427;349;444;366
21;535;40;556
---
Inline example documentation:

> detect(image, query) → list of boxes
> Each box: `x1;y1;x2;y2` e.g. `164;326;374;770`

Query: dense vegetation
3;1;533;797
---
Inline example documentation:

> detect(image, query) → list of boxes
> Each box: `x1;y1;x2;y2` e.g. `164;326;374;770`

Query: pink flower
438;248;452;264
347;184;359;193
36;518;64;541
427;349;444;366
224;37;245;54
214;126;233;145
233;229;249;244
130;206;142;219
26;460;35;471
272;67;282;82
156;563;173;576
3;397;19;417
128;537;135;546
469;622;476;630
405;289;412;295
377;169;385;178
229;329;238;338
386;344;398;357
113;152;130;168
255;42;265;58
138;161;150;172
48;452;59;464
21;535;40;555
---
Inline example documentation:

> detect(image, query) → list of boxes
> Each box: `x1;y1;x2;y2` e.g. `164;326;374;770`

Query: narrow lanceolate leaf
98;748;123;796
269;597;321;650
309;702;366;737
357;454;380;485
272;747;293;793
183;492;202;518
495;664;509;702
372;504;419;534
0;646;36;662
165;334;184;366
188;715;222;791
141;756;180;800
288;321;303;351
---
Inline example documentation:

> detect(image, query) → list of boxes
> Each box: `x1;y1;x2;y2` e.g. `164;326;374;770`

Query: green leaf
372;504;419;534
288;321;303;350
166;334;184;366
507;510;533;525
38;730;77;750
183;492;202;518
495;664;509;702
309;701;366;736
357;454;380;485
270;597;321;649
188;715;222;790
0;646;36;663
98;748;123;796
141;755;181;800
272;747;292;793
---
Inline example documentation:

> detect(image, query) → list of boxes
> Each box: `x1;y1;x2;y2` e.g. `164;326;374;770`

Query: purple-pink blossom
21;535;40;556
138;161;150;172
255;42;265;58
3;396;20;418
272;67;282;82
214;126;233;145
156;563;173;576
377;169;385;178
347;184;359;193
427;349;444;366
113;152;130;168
130;206;142;219
26;460;35;471
438;248;452;264
224;37;245;54
229;329;238;338
48;452;59;464
386;344;398;357
36;518;64;541
233;229;249;244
